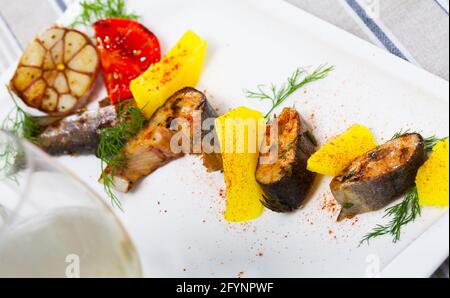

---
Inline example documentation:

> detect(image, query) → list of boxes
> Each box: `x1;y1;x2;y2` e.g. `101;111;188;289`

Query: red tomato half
94;18;161;103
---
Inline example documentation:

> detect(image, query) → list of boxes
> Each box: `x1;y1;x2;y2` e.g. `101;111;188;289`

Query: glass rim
0;130;124;234
0;130;34;223
0;130;143;277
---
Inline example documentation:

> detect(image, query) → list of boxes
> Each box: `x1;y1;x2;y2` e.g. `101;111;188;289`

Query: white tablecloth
0;0;448;278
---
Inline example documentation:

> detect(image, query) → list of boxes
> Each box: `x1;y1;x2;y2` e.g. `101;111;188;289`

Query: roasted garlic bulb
10;27;100;115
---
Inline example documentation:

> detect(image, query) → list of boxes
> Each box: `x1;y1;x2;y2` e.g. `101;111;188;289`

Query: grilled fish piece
36;105;118;155
256;108;317;212
103;87;222;193
331;133;425;221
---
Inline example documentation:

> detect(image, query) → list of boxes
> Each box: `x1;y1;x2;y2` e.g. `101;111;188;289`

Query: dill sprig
424;136;447;153
1;87;39;181
97;101;146;209
360;187;421;246
360;131;447;246
2;87;40;142
71;0;139;27
0;138;22;183
246;65;334;120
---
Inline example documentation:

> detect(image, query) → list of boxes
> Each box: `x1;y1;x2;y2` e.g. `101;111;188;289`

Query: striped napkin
0;0;448;277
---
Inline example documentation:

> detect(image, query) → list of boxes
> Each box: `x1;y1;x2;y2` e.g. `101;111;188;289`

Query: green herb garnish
343;202;354;209
360;131;447;246
71;0;139;27
2;87;40;142
1;87;39;181
246;65;334;120
0;138;23;183
360;186;421;246
97;101;146;209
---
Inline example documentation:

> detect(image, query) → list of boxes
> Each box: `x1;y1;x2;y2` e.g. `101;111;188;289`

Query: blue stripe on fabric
434;0;449;15
345;0;409;61
55;0;67;11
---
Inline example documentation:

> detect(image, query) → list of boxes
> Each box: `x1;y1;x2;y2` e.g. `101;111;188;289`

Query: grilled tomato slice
94;18;161;104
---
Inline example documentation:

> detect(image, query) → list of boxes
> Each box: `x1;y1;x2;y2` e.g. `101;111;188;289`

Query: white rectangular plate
1;0;448;278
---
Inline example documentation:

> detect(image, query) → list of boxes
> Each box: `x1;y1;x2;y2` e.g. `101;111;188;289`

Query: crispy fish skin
36;105;118;155
330;133;425;221
198;98;223;172
104;87;221;193
256;108;317;212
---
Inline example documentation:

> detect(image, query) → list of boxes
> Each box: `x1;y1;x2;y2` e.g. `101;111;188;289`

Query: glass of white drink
0;131;142;277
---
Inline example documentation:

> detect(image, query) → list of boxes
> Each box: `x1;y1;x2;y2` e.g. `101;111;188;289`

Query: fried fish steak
256;108;317;212
36;105;118;155
102;87;222;193
330;133;425;220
